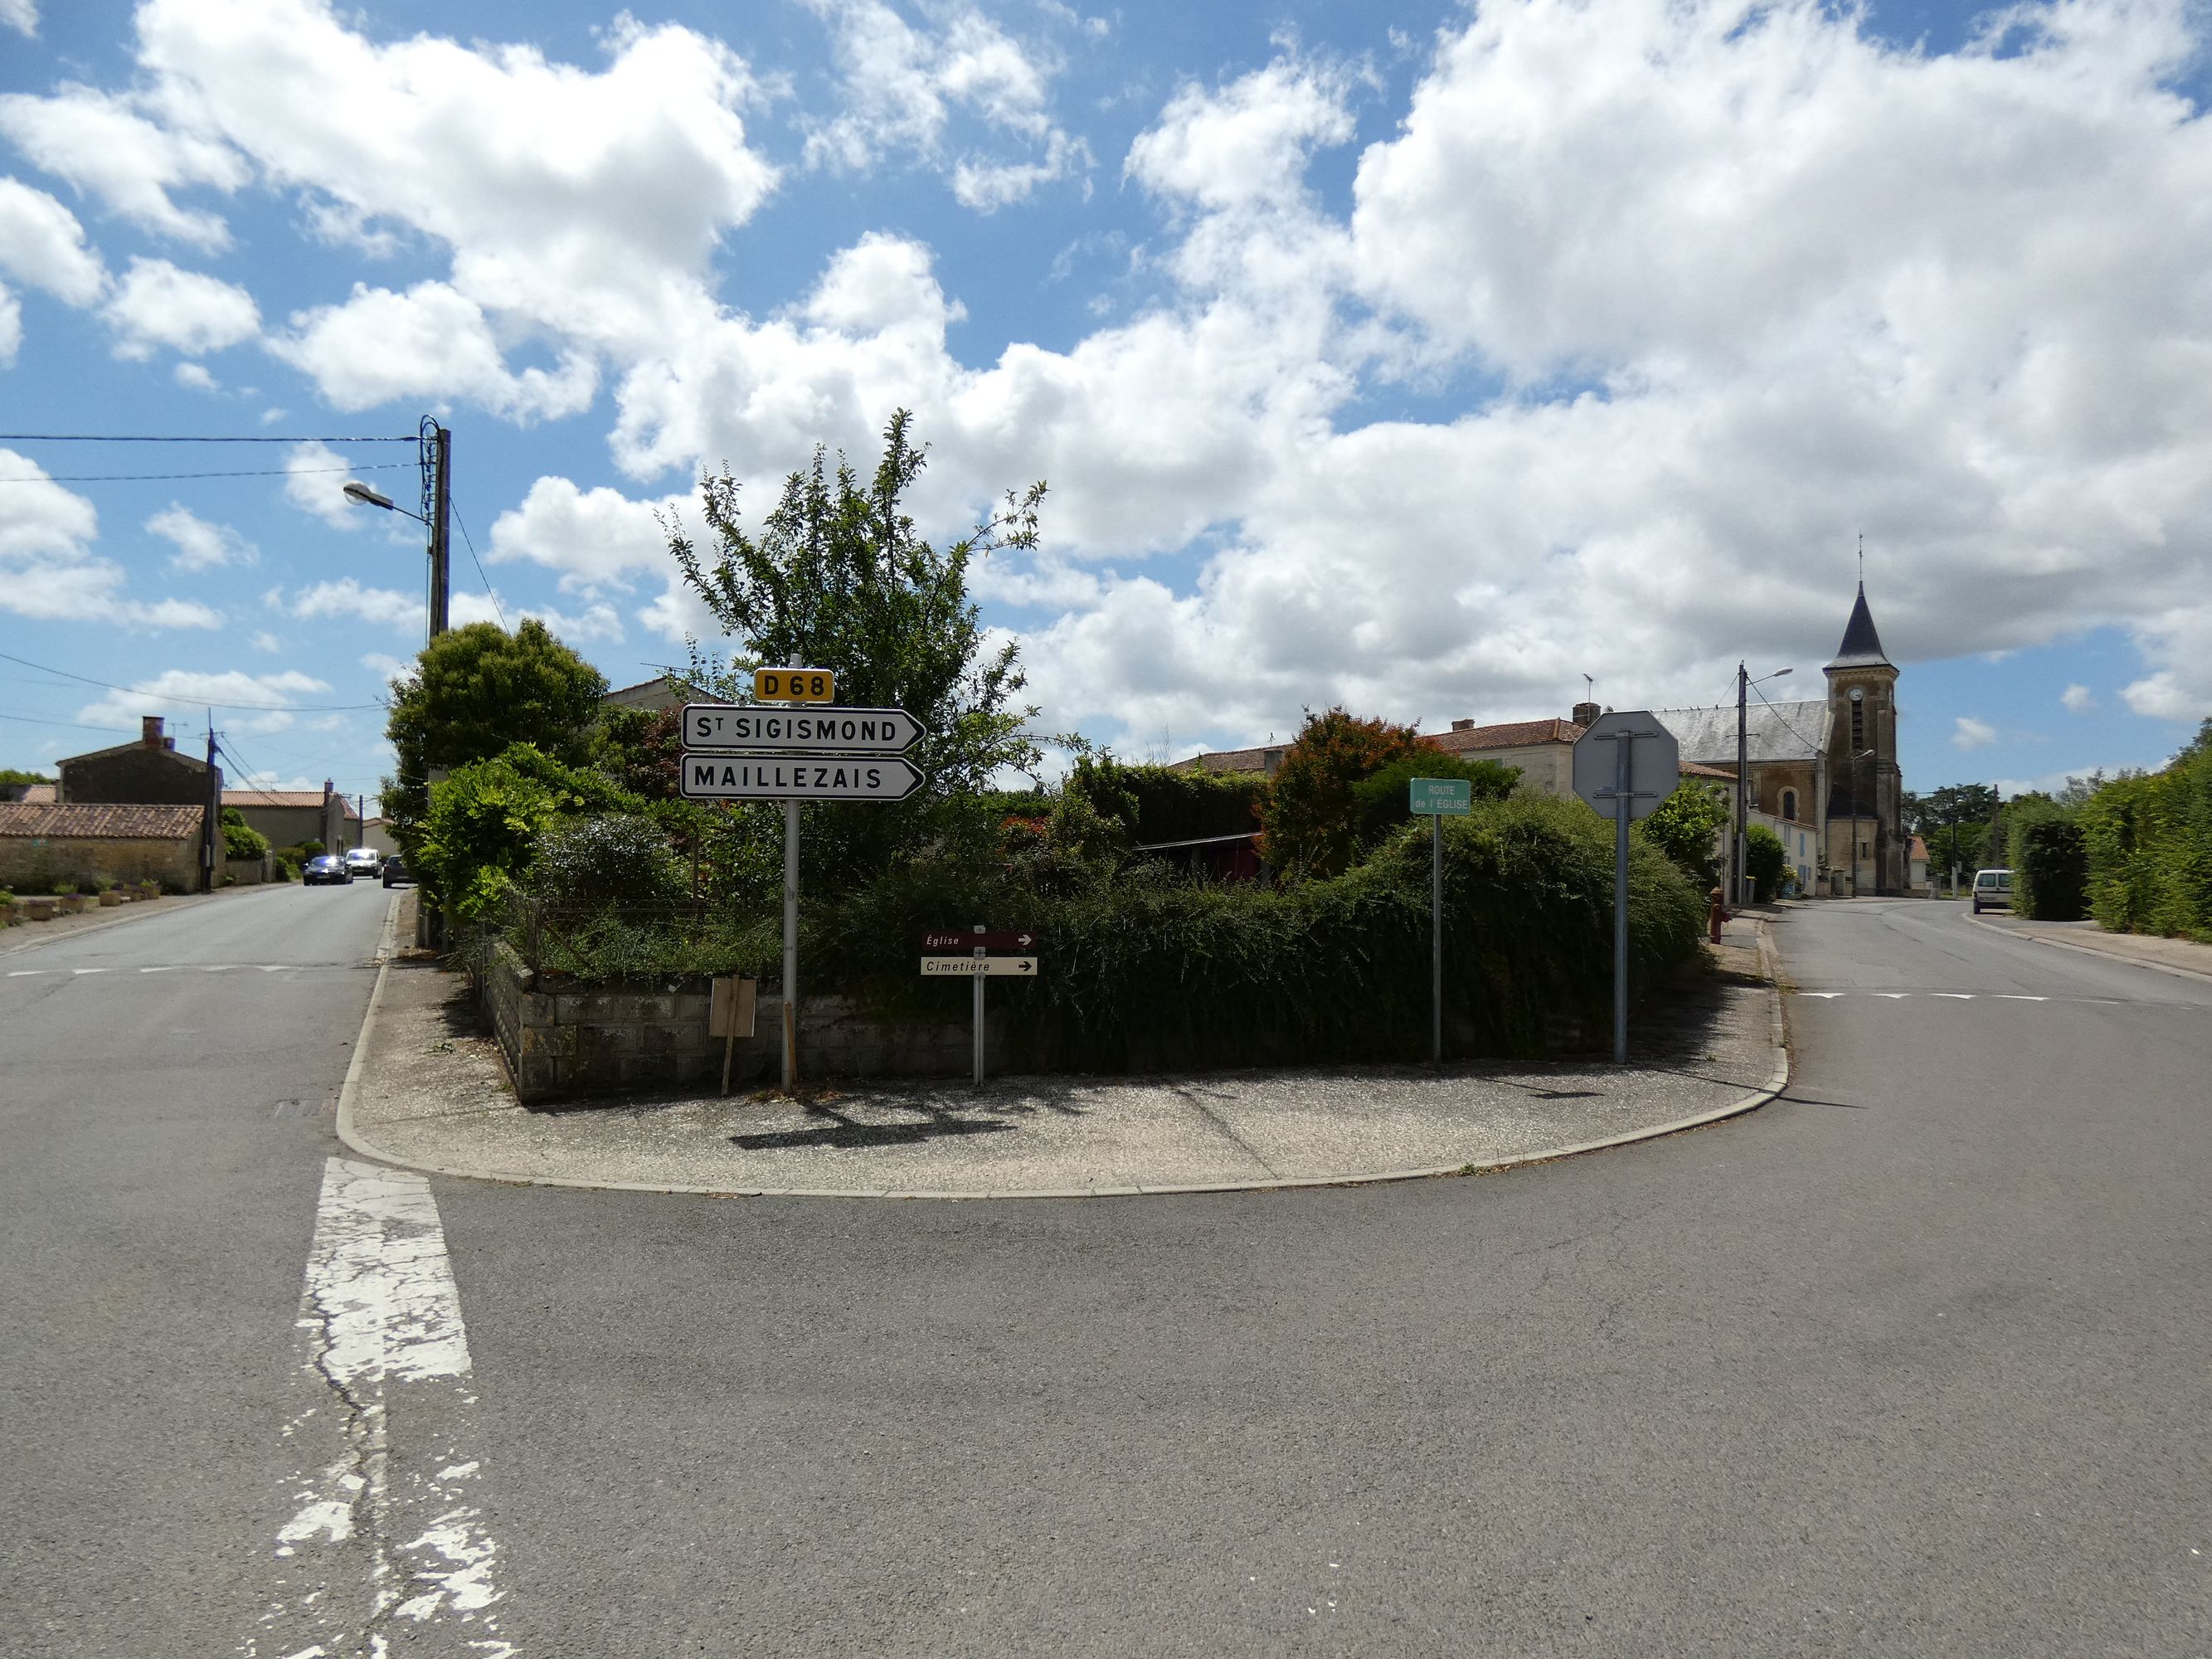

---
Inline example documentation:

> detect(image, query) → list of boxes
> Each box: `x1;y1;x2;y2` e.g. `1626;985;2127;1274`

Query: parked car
343;847;382;877
381;853;411;888
1971;867;2014;913
303;854;352;886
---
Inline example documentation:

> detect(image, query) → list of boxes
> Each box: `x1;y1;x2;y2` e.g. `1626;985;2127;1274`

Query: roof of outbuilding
1652;700;1830;765
56;737;207;770
0;802;204;839
223;789;336;810
1422;718;1586;753
1168;745;1282;774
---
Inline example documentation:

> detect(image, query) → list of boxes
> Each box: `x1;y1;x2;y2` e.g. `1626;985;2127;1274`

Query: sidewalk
1968;912;2212;982
343;909;1787;1200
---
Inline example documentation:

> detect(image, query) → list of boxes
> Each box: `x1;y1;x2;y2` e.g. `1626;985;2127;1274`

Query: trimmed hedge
802;792;1705;1069
1064;757;1270;847
2016;817;2088;920
2081;725;2212;940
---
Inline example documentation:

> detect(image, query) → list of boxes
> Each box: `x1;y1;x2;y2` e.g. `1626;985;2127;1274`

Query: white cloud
485;475;687;590
1952;716;1999;750
448;591;506;630
0;1;37;39
802;0;1085;205
2120;602;2212;722
2060;683;2097;713
0;449;225;630
0;178;108;304
522;601;625;645
251;630;284;652
173;361;218;392
1126;61;1355;215
0;285;17;366
361;651;411;679
280;577;421;630
271;280;594;418
103;256;259;358
75;668;333;736
281;440;360;528
147;503;257;571
0;83;247;249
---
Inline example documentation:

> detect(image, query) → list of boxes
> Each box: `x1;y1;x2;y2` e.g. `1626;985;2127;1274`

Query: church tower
1823;583;1902;894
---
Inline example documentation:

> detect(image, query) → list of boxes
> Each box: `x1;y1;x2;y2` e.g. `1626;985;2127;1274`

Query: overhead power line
0;461;416;485
450;501;506;629
0;432;418;443
0;649;384;713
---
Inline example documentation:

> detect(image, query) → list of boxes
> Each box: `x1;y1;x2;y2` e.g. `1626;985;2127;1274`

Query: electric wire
449;501;506;629
0;461;416;484
0;649;384;713
0;432;418;443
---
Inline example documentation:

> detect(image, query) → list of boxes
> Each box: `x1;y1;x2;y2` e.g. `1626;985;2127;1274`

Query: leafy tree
591;704;683;800
1638;780;1731;888
670;410;1045;799
0;768;53;788
1905;783;2001;883
218;805;270;862
413;743;639;921
1256;708;1424;878
1744;820;1789;898
382;619;610;851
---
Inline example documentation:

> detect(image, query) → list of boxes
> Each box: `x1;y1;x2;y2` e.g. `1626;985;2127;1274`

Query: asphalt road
4;893;2208;1657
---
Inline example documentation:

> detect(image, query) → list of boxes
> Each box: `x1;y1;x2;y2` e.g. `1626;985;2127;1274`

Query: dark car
381;854;411;888
303;854;352;886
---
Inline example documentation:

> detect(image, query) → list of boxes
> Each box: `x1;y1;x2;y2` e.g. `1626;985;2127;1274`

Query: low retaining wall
482;941;1001;1104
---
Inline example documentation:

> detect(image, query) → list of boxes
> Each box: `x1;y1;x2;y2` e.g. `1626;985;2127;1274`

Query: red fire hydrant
1709;886;1728;944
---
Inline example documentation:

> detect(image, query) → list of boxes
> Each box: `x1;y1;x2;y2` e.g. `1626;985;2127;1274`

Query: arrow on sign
681;755;924;801
682;703;924;755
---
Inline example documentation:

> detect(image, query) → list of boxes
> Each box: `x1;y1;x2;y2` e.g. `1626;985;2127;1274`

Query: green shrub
1745;822;1789;899
1064;757;1271;847
528;813;688;915
416;742;642;921
221;810;271;863
2016;817;2088;920
1349;754;1519;854
803;792;1704;1068
1257;708;1426;877
299;840;325;859
2081;722;2212;940
1640;781;1731;888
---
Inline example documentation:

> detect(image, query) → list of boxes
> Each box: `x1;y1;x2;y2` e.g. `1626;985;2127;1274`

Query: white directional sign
681;755;924;801
920;956;1038;976
682;703;923;755
1571;711;1680;822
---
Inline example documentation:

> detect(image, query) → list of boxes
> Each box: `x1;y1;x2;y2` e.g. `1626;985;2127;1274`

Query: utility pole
200;715;220;893
427;419;451;639
1733;662;1749;907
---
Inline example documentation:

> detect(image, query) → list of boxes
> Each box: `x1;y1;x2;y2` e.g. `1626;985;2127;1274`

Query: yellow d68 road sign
752;667;835;703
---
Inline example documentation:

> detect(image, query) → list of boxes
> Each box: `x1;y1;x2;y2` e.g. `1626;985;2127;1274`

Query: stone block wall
483;941;997;1104
0;836;197;892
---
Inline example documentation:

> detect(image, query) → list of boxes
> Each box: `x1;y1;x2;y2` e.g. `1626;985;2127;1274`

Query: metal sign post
1571;714;1681;1066
1408;779;1472;1065
919;928;1041;1084
972;924;986;1087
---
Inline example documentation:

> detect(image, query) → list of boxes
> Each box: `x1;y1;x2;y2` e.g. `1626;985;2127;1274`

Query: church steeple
1826;582;1893;671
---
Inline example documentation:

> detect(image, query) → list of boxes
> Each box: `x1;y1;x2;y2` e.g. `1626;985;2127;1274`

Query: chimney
141;715;164;749
1451;718;1475;732
1573;701;1600;726
323;778;335;801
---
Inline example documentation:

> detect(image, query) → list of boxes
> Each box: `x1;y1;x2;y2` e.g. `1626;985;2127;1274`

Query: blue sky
2;0;2208;810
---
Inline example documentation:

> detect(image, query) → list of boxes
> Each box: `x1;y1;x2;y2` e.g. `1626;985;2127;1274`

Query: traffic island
343;916;1789;1199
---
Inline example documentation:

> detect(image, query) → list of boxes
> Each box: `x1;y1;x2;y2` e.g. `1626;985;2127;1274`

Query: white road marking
1996;995;2049;1001
7;969;42;976
1931;992;1975;999
72;967;108;975
140;965;176;973
1873;992;1912;999
246;1157;516;1659
1799;991;1845;999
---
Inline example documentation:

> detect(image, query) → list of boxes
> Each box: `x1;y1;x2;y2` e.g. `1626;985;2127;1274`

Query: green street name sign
1408;777;1473;815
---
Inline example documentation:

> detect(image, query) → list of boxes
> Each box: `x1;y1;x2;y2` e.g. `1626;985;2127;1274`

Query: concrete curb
336;922;1793;1202
1962;912;2212;986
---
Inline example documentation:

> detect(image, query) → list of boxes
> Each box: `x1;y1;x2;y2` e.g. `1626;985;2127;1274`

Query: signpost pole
780;655;800;1092
1431;810;1443;1066
1613;731;1631;1066
972;925;986;1086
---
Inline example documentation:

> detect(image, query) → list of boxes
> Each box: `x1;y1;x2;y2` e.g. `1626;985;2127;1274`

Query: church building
1655;584;1906;895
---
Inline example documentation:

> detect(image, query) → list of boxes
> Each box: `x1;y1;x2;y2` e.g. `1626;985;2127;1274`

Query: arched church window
1782;789;1798;822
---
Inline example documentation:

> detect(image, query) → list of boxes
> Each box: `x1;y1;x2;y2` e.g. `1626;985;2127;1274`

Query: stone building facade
57;717;212;806
0;802;203;891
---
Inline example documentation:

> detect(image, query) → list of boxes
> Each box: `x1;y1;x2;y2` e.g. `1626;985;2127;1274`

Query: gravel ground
348;918;1786;1197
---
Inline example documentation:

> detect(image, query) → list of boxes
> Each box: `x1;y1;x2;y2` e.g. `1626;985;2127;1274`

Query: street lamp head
1770;667;1791;678
343;481;396;511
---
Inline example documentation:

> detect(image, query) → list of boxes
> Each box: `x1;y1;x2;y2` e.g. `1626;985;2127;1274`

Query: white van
1971;868;2014;914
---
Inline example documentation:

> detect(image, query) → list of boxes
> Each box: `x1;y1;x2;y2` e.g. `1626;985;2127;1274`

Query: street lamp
341;414;450;640
1733;663;1792;907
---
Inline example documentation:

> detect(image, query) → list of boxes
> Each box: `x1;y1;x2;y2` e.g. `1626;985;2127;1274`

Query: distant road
5;891;2208;1657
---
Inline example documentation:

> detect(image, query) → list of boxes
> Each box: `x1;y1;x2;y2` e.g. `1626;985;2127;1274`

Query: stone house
0;802;204;891
223;784;362;853
56;717;211;805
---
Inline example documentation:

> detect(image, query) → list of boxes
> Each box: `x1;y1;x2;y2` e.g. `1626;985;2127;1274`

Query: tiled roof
12;783;56;804
224;789;332;810
1422;718;1584;753
0;802;203;839
1683;761;1738;781
1168;746;1281;774
56;737;207;770
1651;700;1829;765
